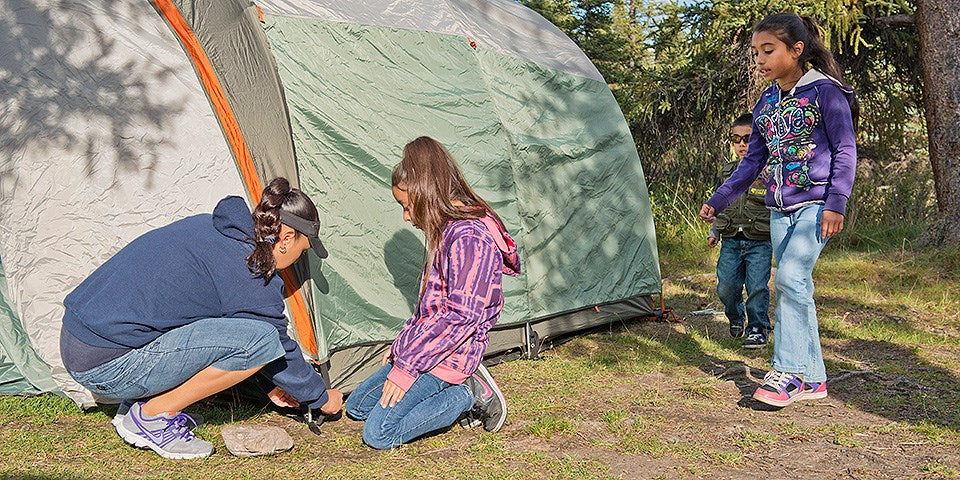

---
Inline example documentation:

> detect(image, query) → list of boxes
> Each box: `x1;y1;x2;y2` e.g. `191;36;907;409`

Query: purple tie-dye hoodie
707;69;857;215
387;214;521;392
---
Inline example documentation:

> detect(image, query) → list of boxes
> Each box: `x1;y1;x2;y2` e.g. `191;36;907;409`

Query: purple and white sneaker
115;401;213;459
112;400;203;428
753;371;805;407
458;364;507;432
801;380;828;400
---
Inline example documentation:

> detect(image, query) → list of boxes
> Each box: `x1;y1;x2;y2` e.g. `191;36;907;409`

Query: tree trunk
916;0;960;245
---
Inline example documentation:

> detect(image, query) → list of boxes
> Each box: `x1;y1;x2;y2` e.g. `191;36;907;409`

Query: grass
2;223;959;478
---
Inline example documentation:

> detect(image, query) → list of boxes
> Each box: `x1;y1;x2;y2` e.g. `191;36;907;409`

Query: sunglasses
730;134;751;144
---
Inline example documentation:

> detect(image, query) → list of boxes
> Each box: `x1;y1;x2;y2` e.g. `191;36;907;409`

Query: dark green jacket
713;159;771;241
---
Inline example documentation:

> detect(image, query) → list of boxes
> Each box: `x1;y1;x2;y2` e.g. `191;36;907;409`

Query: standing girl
345;136;521;449
699;13;858;407
61;178;342;458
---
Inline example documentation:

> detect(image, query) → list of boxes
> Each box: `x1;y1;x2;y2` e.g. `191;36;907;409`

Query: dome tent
0;0;661;408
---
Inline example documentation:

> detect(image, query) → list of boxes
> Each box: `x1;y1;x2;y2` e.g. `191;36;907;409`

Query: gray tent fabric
167;0;301;190
257;0;604;82
0;0;246;407
165;0;318;355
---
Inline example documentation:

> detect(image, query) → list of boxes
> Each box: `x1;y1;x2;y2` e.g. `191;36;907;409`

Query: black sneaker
458;364;507;432
743;327;768;349
729;317;746;338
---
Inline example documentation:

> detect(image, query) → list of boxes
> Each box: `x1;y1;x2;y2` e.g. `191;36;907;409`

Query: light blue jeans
345;364;473;450
769;204;828;382
716;237;773;332
68;318;285;401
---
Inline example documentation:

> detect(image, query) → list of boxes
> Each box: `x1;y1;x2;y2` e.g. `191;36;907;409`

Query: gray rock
221;424;294;457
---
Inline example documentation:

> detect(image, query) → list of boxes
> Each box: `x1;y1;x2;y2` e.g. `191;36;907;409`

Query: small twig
831;370;880;384
419;446;456;455
675;273;716;283
898;441;927;447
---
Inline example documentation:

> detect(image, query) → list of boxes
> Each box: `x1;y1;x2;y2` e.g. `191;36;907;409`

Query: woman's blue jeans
769;204;829;383
345;364;473;450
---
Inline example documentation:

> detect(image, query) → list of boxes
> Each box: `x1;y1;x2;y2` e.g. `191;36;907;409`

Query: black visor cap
279;210;328;259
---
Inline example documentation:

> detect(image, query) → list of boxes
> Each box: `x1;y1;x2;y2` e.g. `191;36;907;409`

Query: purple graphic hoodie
387;214;521;392
707;69;857;215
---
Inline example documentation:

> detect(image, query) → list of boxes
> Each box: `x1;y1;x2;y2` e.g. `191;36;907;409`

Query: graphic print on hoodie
707;68;857;215
386;214;521;392
759;94;822;198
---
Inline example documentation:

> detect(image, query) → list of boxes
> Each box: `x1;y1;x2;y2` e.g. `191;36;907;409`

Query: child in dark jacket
61;178;341;459
345;136;520;449
700;13;858;408
708;113;773;348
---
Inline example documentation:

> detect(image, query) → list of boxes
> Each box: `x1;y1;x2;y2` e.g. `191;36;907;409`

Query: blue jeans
769;204;829;382
345;364;473;450
68;318;284;401
716;237;773;332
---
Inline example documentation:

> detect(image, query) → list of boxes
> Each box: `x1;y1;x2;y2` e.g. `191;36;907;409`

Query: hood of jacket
212;196;255;244
477;215;522;277
790;68;854;96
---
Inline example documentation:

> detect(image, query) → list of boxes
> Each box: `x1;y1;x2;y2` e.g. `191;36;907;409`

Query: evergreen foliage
523;0;933;231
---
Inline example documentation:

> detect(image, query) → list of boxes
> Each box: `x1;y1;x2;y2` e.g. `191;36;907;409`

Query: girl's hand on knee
379;379;406;408
268;386;300;408
821;210;844;239
320;388;343;414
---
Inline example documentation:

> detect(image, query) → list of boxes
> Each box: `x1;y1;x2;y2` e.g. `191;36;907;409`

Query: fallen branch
874;14;915;26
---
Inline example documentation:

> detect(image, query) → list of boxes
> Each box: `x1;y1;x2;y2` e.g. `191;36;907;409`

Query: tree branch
875;14;916;26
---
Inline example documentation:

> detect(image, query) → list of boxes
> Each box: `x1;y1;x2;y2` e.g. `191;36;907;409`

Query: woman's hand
699;204;716;222
268;386;300;408
379;379;406;408
708;236;719;248
320;388;343;415
821;210;844;239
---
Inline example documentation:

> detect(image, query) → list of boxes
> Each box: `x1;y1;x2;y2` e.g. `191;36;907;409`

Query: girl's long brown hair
391;136;502;292
754;13;860;130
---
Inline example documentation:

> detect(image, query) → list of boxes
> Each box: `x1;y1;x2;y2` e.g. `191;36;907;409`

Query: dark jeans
716;236;773;332
345;364;473;450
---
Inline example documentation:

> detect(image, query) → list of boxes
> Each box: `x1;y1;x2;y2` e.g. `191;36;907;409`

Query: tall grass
649;182;716;278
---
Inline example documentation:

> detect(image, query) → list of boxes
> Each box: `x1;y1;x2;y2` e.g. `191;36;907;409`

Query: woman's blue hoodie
62;196;328;408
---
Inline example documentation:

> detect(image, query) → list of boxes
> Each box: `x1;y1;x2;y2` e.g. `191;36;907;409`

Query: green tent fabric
263;17;661;363
0;261;58;395
0;0;661;404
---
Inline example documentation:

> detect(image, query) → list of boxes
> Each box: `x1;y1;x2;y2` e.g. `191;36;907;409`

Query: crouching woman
60;178;341;459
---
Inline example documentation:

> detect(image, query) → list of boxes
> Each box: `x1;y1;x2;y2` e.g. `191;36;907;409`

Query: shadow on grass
649;281;960;430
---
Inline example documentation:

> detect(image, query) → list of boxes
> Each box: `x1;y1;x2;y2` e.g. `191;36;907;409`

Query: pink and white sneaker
801;380;828;400
753;371;805;407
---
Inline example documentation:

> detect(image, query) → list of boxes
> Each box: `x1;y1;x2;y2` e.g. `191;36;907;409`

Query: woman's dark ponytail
245;177;319;280
246;178;289;279
754;13;860;130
